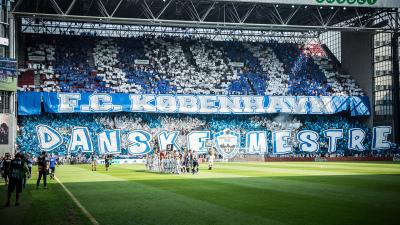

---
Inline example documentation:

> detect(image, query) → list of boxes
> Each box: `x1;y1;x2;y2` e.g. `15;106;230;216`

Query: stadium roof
12;0;399;32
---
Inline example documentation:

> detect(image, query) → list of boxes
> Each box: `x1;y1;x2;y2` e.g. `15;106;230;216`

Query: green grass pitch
1;162;400;225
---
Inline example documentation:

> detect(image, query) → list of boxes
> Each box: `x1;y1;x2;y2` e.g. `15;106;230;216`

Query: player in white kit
208;147;216;170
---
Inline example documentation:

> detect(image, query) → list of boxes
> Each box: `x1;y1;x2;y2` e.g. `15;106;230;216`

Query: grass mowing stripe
214;163;400;177
55;176;100;225
219;162;400;172
59;165;283;225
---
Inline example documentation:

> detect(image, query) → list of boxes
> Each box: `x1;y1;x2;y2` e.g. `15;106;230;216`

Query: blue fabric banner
349;96;371;116
18;92;371;116
17;91;42;115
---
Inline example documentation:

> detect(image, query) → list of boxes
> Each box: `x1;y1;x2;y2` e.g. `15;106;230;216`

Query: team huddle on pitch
145;148;216;174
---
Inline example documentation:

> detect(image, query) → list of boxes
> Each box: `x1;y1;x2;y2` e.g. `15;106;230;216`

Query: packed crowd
18;34;363;96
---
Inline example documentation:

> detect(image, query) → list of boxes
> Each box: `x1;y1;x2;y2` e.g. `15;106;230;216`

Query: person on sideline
192;150;199;175
36;151;49;189
5;152;29;207
22;153;32;188
1;153;11;185
91;153;97;171
105;154;111;171
208;147;216;170
25;153;33;178
49;154;57;179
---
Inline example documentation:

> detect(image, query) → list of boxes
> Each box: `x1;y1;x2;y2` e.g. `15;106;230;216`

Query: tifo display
34;122;390;158
18;113;390;157
16;34;390;158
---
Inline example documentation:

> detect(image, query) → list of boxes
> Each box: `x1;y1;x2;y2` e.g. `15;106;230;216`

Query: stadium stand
16;34;374;157
18;35;364;96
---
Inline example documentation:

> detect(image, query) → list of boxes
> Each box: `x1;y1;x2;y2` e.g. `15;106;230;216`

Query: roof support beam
241;4;255;24
325;8;340;26
12;0;398;32
142;0;155;20
201;1;216;22
231;3;242;23
97;0;110;18
156;0;173;20
50;0;64;15
12;0;23;12
65;0;77;15
285;5;300;25
14;12;396;32
111;0;124;17
273;5;284;25
190;1;201;21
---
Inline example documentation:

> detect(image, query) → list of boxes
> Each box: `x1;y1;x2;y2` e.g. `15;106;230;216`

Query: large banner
19;92;370;116
35;125;392;158
18;92;42;115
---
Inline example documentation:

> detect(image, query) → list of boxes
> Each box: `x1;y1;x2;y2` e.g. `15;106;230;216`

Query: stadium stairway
321;44;343;73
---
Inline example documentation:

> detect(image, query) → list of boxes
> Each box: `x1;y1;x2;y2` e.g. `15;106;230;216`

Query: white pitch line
55;176;100;225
